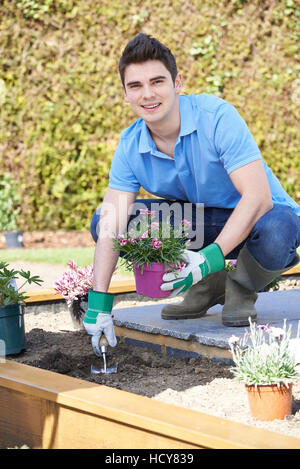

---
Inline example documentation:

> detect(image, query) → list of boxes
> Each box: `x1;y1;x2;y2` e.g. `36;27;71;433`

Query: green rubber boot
222;246;300;327
161;269;227;320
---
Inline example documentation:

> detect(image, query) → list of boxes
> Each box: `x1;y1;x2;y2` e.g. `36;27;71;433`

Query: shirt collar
178;95;197;137
138;95;197;153
139;120;154;153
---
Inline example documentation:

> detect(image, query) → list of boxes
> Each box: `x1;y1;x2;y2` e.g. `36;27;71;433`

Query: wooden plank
0;361;299;449
108;278;136;294
24;289;64;303
115;326;232;360
0;386;43;449
24;279;136;303
282;263;300;276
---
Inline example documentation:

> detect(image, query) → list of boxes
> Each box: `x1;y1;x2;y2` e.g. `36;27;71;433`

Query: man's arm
83;188;137;353
214;159;273;256
161;159;273;296
93;188;137;292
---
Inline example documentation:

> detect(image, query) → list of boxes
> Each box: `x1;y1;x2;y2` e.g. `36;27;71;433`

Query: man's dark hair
119;33;178;87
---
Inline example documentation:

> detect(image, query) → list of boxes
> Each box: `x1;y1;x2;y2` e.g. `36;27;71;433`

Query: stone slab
113;289;300;350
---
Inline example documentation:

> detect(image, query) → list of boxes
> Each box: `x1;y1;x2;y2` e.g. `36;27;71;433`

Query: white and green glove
83;290;117;357
161;243;225;297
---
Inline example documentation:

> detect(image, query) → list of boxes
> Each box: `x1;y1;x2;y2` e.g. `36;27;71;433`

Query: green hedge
0;0;299;230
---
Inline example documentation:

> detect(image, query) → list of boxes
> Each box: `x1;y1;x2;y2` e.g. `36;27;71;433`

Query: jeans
90;199;300;271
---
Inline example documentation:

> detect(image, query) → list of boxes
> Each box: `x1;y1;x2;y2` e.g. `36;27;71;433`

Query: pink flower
54;260;94;305
258;324;270;333
228;335;240;346
139;231;149;239
120;239;127;246
152;240;162;250
67;260;77;270
149;238;162;249
181;219;191;227
139;209;156;215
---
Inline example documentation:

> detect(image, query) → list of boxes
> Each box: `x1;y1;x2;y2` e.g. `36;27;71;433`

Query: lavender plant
228;318;299;387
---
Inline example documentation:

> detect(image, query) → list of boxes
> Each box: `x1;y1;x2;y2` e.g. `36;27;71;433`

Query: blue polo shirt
109;94;300;215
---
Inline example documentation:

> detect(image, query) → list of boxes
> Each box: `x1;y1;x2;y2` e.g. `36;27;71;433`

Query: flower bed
8;304;300;441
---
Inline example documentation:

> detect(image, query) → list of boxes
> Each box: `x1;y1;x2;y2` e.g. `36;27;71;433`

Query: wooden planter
0;360;299;449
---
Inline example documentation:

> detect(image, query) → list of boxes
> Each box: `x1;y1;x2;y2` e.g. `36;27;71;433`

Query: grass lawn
0;247;94;266
0;247;133;275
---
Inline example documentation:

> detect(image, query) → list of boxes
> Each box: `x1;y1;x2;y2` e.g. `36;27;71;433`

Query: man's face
122;60;182;126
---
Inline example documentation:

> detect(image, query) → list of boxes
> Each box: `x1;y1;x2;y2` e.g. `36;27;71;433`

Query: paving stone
113;289;300;352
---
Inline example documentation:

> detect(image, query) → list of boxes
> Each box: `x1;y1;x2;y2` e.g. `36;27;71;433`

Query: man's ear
174;73;183;94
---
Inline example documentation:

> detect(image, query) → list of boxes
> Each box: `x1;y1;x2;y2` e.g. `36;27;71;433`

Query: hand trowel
90;334;118;374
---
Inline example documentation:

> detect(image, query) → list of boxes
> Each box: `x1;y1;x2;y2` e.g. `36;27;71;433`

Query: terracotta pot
246;383;293;421
68;294;88;330
134;262;171;298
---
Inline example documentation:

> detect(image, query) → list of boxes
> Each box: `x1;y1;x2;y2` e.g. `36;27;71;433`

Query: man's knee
252;205;300;245
247;205;300;269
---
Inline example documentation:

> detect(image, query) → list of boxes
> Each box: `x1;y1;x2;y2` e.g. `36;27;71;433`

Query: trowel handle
100;335;109;347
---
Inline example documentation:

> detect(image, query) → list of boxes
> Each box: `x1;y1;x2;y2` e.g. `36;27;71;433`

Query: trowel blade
90;364;118;374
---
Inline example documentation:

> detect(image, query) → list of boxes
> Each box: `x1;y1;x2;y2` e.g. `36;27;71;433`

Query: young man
83;34;300;356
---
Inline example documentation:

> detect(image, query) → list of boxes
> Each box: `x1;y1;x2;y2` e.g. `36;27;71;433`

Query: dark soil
13;325;233;397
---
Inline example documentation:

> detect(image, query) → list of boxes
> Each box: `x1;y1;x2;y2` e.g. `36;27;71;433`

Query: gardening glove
83;290;117;357
161;243;225;297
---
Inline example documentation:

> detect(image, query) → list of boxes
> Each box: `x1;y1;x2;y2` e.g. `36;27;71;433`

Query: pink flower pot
134;262;171;298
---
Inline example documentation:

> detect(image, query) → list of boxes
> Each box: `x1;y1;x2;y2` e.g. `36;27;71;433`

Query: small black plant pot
4;231;24;249
67;295;88;330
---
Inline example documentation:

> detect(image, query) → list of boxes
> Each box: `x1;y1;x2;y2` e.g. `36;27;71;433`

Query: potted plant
228;318;300;421
0;262;43;355
113;209;189;298
0;173;23;248
54;260;94;329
